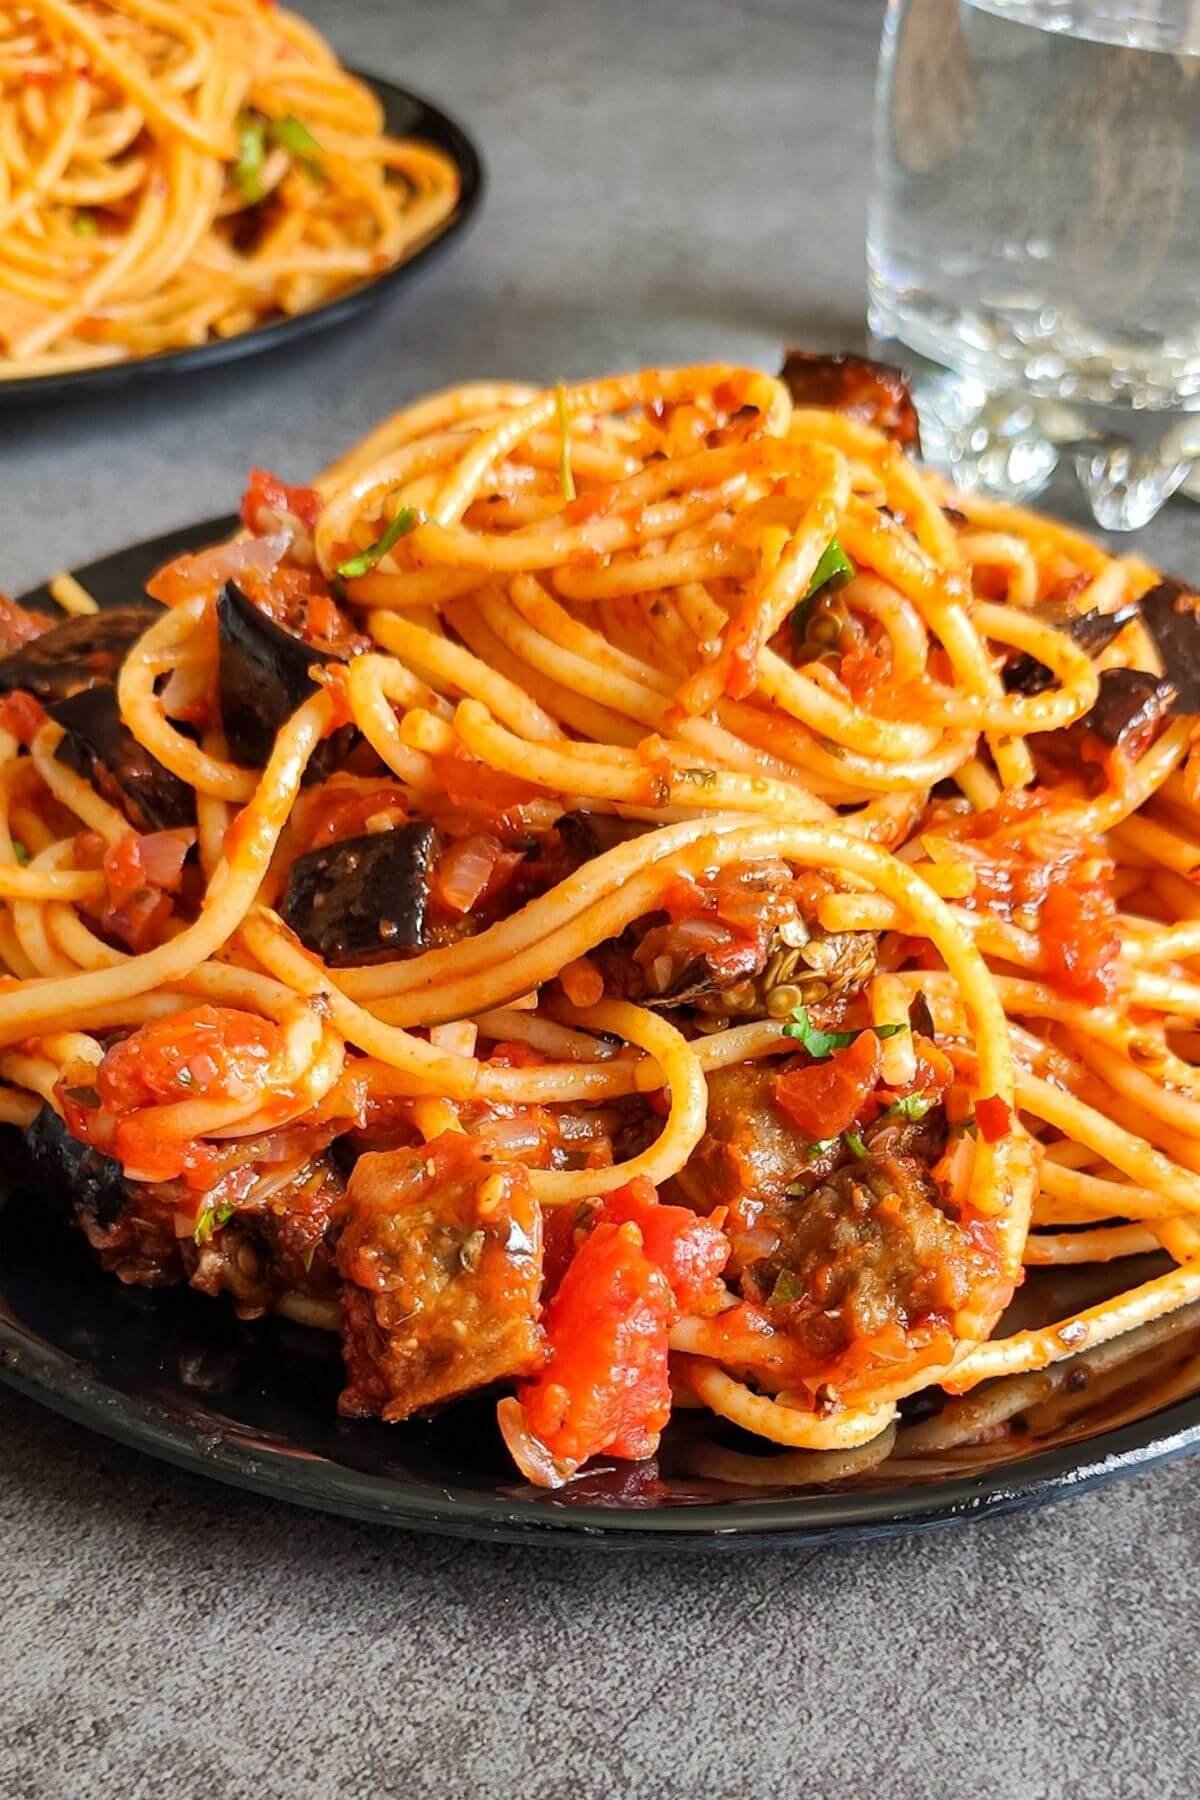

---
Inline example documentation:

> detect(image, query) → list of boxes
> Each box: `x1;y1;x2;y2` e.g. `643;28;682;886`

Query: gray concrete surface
3;3;1199;1795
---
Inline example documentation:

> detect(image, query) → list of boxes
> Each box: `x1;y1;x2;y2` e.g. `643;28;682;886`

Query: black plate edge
5;1319;1200;1550
0;73;484;408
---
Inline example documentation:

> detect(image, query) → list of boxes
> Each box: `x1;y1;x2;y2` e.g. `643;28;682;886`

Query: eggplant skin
1082;667;1177;749
23;1103;128;1232
1002;604;1140;696
282;823;437;965
0;605;158;704
780;349;921;454
1138;578;1200;712
48;684;196;831
217;581;352;782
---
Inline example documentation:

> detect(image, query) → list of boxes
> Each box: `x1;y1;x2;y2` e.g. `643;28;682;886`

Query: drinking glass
868;0;1200;528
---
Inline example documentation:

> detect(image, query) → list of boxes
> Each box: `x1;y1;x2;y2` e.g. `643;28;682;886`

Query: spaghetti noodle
0;0;461;376
5;354;1200;1489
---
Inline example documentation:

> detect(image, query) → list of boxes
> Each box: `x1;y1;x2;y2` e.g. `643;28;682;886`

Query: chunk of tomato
1039;881;1119;1004
517;1220;673;1473
596;1176;729;1313
773;1028;881;1139
239;468;323;533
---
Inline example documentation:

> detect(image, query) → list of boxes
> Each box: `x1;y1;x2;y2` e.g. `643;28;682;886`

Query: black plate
6;517;1200;1548
0;76;483;408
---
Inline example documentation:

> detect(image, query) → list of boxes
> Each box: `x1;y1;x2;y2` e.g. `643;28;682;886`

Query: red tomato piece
975;1095;1013;1143
596;1176;729;1313
0;689;47;747
773;1029;882;1139
518;1220;673;1473
1039;881;1119;1004
96;1005;284;1114
239;467;323;533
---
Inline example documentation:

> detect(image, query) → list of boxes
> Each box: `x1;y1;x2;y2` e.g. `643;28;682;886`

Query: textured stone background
3;4;1199;1795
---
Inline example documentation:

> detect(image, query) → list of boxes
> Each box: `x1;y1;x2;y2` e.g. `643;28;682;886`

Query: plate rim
0;71;484;408
5;1310;1200;1549
8;516;1200;1549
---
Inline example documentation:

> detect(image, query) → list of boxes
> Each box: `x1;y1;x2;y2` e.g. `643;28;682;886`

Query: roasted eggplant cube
1003;604;1140;696
1083;667;1177;749
48;684;195;831
23;1103;128;1232
780;349;921;454
1139;578;1200;712
338;1143;544;1421
0;605;158;704
217;581;352;781
282;824;436;965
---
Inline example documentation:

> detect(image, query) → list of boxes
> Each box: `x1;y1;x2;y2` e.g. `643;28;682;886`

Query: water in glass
869;0;1200;527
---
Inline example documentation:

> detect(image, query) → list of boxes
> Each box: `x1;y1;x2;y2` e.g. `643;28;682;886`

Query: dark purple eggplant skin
217;581;352;782
780;349;921;454
0;605;157;704
23;1103;128;1231
1138;578;1200;711
48;684;195;831
1082;667;1177;749
282;823;437;965
1003;604;1140;696
908;989;936;1041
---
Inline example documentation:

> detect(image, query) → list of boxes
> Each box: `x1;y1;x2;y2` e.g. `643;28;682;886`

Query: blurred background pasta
0;0;461;376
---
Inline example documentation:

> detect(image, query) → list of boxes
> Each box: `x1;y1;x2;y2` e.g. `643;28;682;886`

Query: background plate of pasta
4;355;1200;1545
0;1;480;399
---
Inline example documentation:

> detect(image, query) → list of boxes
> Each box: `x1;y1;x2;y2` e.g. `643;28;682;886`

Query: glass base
869;326;1200;529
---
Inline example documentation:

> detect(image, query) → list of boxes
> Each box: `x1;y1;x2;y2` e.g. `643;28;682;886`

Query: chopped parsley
782;1003;907;1061
768;1269;804;1308
843;1130;868;1159
881;1090;934;1122
804;1136;839;1162
555;380;576;502
71;214;98;238
791;538;856;641
336;504;419;579
804;538;855;601
269;113;324;179
677;766;718;787
10;841;29;866
234;114;267;203
193;1201;236;1247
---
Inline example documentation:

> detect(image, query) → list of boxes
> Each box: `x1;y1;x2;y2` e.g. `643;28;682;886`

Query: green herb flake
678;767;718;787
781;1005;859;1059
71;214;98;238
11;841;29;866
767;1269;805;1308
803;1137;839;1162
843;1130;868;1159
234;113;267;204
782;1004;909;1061
805;538;855;601
336;504;419;579
792;538;857;639
193;1200;236;1248
269;114;324;179
882;1090;934;1122
555;380;576;503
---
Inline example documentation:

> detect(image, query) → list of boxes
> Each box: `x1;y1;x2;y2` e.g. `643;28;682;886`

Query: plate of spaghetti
4;356;1200;1546
0;2;480;399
